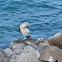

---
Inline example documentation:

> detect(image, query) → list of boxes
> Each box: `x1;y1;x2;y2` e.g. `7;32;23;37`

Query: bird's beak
26;25;30;28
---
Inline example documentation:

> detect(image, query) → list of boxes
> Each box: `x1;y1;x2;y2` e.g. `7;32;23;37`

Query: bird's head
18;22;30;34
20;22;30;29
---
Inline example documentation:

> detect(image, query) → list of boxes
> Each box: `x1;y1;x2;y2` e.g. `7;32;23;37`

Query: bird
18;22;30;39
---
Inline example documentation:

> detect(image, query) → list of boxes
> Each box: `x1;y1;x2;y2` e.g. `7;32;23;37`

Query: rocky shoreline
0;31;62;62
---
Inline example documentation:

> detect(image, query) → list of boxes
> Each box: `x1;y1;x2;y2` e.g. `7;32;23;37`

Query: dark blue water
0;0;62;49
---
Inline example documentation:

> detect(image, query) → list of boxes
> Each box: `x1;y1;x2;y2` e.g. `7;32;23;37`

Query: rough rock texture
4;48;14;57
48;31;62;49
10;46;40;62
9;38;45;62
0;31;62;62
34;31;62;49
1;38;49;62
0;48;10;62
39;46;62;62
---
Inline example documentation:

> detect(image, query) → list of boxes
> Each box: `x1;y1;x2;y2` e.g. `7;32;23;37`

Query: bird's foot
22;37;27;40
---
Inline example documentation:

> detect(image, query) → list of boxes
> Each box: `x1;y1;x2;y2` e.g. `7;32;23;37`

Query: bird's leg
22;36;27;40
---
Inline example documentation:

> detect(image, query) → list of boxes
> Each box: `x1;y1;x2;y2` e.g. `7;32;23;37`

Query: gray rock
34;38;50;47
0;31;62;62
9;42;25;50
9;38;47;54
4;48;14;57
48;31;62;49
39;46;62;62
9;42;25;54
10;46;40;62
0;48;10;62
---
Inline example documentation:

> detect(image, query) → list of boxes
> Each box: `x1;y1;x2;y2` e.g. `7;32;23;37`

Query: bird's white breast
21;28;29;36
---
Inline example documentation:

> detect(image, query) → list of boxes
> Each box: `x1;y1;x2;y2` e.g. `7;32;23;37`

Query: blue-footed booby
18;22;30;39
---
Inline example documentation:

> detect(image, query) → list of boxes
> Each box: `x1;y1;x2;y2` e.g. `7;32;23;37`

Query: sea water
0;0;62;49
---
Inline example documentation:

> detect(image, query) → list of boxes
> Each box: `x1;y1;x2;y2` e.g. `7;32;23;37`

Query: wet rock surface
0;31;62;62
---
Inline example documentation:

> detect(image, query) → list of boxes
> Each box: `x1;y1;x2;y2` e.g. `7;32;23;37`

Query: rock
39;46;62;62
0;31;62;62
4;48;14;57
34;38;50;48
34;31;62;49
0;48;10;62
48;56;54;62
48;31;62;49
9;42;25;54
10;46;40;62
38;38;50;47
9;42;25;50
9;38;46;54
13;39;37;44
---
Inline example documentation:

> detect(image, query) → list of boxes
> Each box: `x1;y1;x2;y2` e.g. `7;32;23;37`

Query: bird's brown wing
18;26;22;34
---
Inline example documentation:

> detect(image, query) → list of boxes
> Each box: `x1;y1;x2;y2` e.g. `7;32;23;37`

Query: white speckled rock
0;31;62;62
9;43;25;50
10;46;40;62
48;56;54;62
9;43;25;54
0;48;10;62
13;48;22;54
4;48;14;57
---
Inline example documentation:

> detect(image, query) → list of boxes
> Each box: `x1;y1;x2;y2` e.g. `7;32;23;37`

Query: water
0;0;62;49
